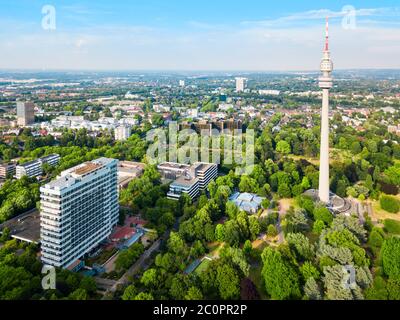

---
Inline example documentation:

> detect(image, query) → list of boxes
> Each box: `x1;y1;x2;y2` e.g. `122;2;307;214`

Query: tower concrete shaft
318;17;333;204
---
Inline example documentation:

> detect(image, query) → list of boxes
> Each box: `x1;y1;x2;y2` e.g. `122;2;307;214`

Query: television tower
318;17;333;204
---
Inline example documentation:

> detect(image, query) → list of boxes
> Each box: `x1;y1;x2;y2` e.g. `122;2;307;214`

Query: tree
323;265;363;300
215;224;225;242
267;225;278;237
134;292;154;300
141;268;159;288
381;237;400;279
68;288;88;300
300;262;320;281
313;220;326;234
261;247;301;300
304;277;322;300
185;287;203;300
122;285;137;300
277;183;291;198
216;264;240;300
276;141;291;155
313;207;333;225
286;233;315;261
239;176;259;193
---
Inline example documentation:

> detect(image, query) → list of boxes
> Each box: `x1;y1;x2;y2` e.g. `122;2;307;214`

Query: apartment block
0;162;16;179
115;125;131;141
40;158;119;269
16;154;60;179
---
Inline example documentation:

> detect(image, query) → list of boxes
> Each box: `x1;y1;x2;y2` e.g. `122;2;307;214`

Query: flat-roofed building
17;101;35;126
16;154;60;179
117;161;145;189
0;162;16;179
157;162;191;180
40;157;119;269
164;162;218;200
167;174;200;201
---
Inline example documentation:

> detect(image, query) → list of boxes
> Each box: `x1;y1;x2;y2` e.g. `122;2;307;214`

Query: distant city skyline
0;0;400;71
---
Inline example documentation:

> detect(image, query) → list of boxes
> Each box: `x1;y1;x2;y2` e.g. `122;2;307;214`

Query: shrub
383;219;400;235
380;195;400;214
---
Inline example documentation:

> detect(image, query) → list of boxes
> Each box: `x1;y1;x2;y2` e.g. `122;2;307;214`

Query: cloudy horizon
1;0;400;72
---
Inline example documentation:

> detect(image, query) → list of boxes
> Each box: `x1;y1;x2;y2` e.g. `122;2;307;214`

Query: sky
0;0;400;71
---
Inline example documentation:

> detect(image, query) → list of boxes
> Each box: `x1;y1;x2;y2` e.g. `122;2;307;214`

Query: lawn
248;263;268;300
383;219;400;235
371;198;400;224
195;258;212;275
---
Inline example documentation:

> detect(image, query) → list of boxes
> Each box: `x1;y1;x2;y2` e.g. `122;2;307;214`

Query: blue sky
0;0;400;70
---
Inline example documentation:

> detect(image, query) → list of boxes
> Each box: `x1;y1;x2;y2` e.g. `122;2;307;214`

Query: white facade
40;158;119;269
115;125;131;141
165;162;218;200
318;18;333;204
16;154;60;179
235;77;247;93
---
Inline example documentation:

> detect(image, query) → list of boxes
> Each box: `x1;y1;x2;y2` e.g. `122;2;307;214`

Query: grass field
371;197;400;223
195;258;212;275
383;219;400;235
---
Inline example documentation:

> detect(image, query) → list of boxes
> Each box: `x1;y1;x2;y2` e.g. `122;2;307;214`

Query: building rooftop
43;158;116;191
0;209;41;244
73;162;102;176
171;175;199;188
158;162;191;170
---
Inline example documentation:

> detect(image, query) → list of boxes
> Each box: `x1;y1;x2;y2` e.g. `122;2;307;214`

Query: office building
115;125;131;141
164;162;218;200
16;154;60;179
40;158;119;269
17;101;35;126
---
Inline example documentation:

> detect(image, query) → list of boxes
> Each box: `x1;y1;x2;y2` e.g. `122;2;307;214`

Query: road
102;239;162;299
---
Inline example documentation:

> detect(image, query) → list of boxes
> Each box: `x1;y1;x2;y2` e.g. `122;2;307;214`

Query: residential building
16;154;60;179
0;162;16;179
17;101;35;126
235;77;247;93
115;125;131;141
179;80;185;87
40;158;119;269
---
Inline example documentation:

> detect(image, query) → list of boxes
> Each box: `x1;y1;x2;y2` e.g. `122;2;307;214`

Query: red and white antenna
325;16;329;52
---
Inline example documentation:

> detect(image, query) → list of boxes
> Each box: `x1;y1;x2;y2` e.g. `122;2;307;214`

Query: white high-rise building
115;125;131;141
40;158;119;268
318;18;333;204
235;77;247;92
179;80;185;87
